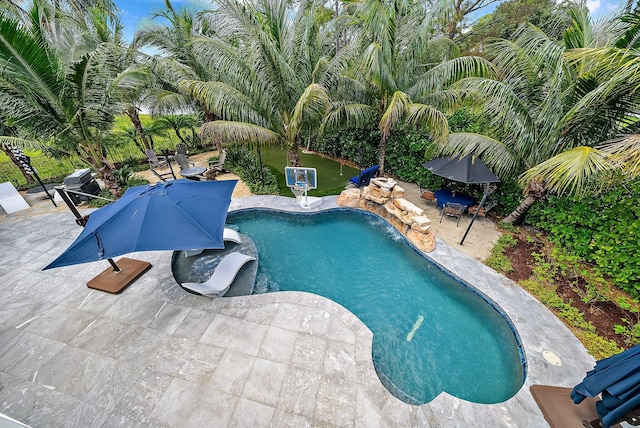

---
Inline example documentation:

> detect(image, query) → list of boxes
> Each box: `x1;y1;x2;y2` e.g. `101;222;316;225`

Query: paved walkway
0;192;596;427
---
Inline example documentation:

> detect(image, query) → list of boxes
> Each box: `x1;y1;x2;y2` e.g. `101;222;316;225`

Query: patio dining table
434;188;475;209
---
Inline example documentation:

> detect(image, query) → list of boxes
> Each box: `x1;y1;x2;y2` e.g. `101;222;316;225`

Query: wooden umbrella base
86;258;152;294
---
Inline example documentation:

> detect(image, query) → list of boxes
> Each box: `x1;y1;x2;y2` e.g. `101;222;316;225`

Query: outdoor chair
208;149;227;174
145;149;169;168
419;188;437;207
180;252;256;297
440;202;466;227
0;181;30;214
349;165;379;187
145;149;176;181
184;228;242;257
175;154;206;180
175;143;189;158
467;201;497;221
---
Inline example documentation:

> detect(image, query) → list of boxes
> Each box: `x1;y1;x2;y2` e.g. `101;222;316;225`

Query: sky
114;0;625;43
115;0;194;42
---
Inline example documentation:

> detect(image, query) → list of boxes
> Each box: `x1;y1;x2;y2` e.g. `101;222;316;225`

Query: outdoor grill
63;168;101;204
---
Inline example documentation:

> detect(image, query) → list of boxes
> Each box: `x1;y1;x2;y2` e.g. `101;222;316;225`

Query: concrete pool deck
0;193;597;427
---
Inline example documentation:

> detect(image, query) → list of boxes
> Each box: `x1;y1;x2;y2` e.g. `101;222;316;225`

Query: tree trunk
502;194;539;225
1;144;35;184
125;107;151;151
99;158;122;199
287;145;300;167
306;132;312;151
378;135;387;176
173;126;187;144
204;111;219;122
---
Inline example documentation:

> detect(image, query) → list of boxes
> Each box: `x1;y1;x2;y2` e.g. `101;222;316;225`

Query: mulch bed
501;231;633;349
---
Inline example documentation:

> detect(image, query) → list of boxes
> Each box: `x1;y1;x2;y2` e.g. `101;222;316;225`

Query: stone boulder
336;188;361;208
336;180;435;253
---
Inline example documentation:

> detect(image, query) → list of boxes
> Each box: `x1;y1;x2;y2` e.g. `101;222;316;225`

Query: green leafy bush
527;178;640;295
225;144;279;195
485;234;517;272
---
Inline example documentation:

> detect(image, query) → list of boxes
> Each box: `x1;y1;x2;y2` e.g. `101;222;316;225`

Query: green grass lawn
258;146;359;196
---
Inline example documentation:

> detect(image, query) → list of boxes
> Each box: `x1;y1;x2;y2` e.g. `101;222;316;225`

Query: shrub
527;178;640;295
485;234;517;272
225;144;279;195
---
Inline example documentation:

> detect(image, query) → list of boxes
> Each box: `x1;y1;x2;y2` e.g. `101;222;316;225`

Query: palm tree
0;2;125;197
431;6;640;224
561;5;640;180
178;0;348;166
156;114;201;146
324;0;456;175
133;0;217;122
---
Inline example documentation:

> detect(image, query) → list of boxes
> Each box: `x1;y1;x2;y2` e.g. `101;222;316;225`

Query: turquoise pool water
227;209;525;405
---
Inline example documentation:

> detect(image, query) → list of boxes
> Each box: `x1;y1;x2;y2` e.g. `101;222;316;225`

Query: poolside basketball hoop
284;167;322;209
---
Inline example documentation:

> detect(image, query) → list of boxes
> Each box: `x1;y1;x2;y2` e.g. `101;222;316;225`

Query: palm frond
178;80;267;127
404;103;448;143
442;133;520;179
520;146;610;197
410;56;496;96
200;121;280;146
379;91;410;138
320;103;377;134
290;83;330;140
599;134;640;176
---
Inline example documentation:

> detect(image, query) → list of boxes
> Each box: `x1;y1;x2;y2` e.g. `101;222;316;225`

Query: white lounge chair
184;229;242;257
181;252;256;297
0;182;30;214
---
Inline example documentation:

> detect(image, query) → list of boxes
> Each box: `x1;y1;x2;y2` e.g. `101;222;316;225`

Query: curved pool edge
228;195;597;426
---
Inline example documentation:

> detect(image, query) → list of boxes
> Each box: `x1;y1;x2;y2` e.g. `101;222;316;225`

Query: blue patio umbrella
572;344;640;427
44;179;237;270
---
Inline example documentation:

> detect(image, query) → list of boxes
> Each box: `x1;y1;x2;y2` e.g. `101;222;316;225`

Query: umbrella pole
460;183;492;245
55;186;90;226
107;258;121;272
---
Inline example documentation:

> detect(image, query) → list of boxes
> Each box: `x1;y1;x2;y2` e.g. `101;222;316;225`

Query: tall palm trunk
502;180;550;224
502;194;539;224
287;145;300;167
125;107;151;151
378;134;387;176
99;158;122;199
2;144;35;184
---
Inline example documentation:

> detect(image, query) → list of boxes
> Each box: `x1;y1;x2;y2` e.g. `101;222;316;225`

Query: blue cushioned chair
349;165;379;187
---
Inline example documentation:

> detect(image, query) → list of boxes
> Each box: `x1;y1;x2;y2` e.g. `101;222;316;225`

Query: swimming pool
227;209;525;405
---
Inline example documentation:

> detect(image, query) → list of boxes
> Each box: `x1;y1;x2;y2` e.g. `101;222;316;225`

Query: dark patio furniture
440;202;466;227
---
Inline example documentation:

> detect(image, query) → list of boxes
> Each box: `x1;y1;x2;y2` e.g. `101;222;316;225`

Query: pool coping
228;195;596;426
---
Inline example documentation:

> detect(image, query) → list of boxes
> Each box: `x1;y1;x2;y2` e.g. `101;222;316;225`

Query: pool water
227;210;525;405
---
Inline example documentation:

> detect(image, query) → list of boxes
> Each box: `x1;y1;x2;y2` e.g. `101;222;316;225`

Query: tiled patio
0;193;597;427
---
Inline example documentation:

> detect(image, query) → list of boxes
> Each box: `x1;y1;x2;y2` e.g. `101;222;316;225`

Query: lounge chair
145;149;169;168
184;229;242;257
349;165;379;187
175;154;207;180
440;202;466;227
180;252;256;297
0;182;30;214
530;385;625;428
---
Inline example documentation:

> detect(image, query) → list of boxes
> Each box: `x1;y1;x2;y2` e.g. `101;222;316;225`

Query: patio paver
0;194;598;427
